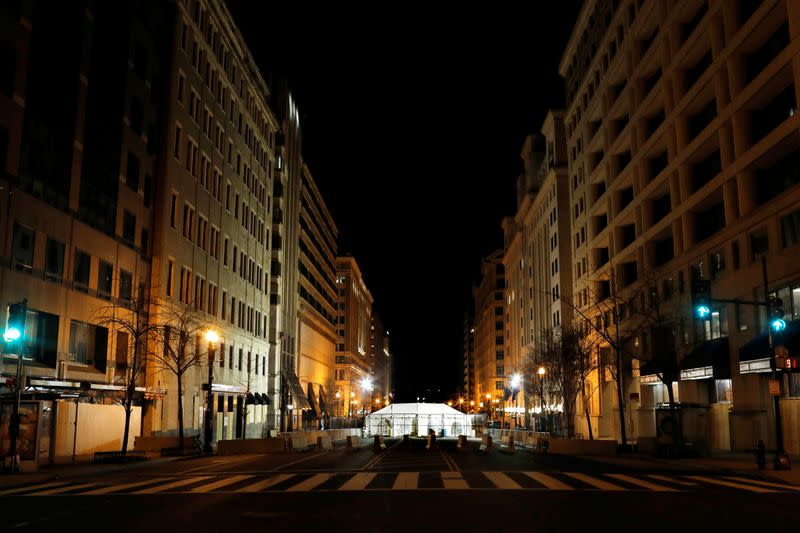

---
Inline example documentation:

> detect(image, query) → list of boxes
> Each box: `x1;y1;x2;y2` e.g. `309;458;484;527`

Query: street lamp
511;373;522;428
203;329;219;453
361;377;373;413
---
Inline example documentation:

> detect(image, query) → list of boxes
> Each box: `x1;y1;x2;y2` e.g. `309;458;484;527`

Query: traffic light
691;279;712;319
4;299;27;351
769;296;786;333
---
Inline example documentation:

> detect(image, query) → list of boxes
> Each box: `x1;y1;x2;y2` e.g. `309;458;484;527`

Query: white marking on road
191;475;254;493
339;472;377;490
236;474;294;493
180;455;258;474
31;483;96;496
134;476;211;494
724;476;800;491
523;472;574;490
647;474;697;486
441;471;469;489
564;473;626;491
483;471;522;489
686;475;777;493
84;478;174;495
0;481;70;496
271;451;328;471
286;473;331;492
606;474;678;492
392;472;418;490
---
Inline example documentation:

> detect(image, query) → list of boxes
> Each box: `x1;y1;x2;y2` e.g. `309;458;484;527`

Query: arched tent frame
364;403;473;437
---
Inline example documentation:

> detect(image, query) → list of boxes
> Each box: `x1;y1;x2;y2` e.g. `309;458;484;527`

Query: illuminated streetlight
511;373;522;388
538;366;546;376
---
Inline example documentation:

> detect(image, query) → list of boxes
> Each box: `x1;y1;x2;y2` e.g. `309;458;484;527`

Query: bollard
403;434;410;447
754;440;766;471
457;435;467;449
426;428;437;449
373;434;386;451
479;434;492;453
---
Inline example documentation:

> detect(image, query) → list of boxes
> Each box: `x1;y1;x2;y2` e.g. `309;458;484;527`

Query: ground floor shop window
789;373;800;398
713;379;733;403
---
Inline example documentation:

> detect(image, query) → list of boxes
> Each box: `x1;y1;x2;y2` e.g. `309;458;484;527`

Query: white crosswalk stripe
7;471;799;496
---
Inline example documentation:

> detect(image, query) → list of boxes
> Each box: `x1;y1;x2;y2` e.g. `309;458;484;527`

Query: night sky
227;1;584;402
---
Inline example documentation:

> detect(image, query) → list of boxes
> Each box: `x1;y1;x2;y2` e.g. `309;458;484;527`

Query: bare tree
94;290;160;455
151;301;205;447
237;349;256;439
524;325;598;438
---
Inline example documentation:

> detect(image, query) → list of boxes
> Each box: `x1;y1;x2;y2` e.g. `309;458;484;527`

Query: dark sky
226;2;584;402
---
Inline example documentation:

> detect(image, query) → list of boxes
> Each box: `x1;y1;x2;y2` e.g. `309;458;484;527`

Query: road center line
271;451;329;471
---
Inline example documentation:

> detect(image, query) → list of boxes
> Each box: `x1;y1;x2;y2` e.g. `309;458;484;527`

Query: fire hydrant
754;440;766;470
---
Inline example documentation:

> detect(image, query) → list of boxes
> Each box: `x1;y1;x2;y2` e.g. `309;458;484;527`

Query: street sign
768;379;781;396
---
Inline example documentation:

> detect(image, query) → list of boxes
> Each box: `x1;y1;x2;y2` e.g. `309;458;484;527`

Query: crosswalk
1;471;797;496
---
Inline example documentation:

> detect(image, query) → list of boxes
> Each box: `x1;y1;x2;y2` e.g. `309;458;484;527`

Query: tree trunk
615;346;628;446
665;377;681;448
584;397;594;440
177;374;185;448
121;404;132;455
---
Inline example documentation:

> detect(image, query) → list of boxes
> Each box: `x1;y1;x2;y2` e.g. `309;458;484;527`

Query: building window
174;125;182;160
123;210;136;244
179;267;191;304
119;270;133;303
495;336;504;345
495;381;504;390
238;348;243;370
496;351;504;360
780;208;800;248
11;223;34;273
97;261;113;300
177;73;185;103
750;228;769;261
69;320;108;367
44;237;65;282
73;249;91;290
183;203;195;241
166;259;174;297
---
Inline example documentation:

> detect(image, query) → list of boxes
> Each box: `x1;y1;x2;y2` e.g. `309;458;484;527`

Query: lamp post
203;329;219;454
335;390;341;418
537;366;546;432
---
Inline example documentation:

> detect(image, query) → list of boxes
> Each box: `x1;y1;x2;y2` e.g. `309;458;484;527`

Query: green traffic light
771;318;787;332
696;305;711;319
3;327;21;342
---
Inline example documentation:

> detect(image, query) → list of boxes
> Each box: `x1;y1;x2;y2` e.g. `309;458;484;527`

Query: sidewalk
0;455;200;490
581;451;800;485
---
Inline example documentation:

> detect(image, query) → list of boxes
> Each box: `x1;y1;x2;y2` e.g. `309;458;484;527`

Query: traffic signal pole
762;257;790;470
6;299;27;473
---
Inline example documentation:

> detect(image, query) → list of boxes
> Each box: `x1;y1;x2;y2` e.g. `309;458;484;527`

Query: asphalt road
1;438;799;532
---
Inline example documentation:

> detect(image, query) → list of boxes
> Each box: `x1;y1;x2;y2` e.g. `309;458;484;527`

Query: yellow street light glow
335;391;341;398
447;401;453;406
470;400;475;406
486;393;492;400
538;366;546;376
459;398;465;404
205;330;219;344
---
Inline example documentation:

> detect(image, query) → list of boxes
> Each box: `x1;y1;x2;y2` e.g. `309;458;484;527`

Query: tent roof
367;403;466;417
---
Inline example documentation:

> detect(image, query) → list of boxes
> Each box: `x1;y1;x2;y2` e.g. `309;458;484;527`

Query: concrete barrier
426;430;437;450
457;435;468;449
216;438;286;455
547;438;617;456
346;435;371;448
479;434;493;452
373;435;386;450
499;435;516;455
287;434;310;451
317;435;333;450
134;436;196;452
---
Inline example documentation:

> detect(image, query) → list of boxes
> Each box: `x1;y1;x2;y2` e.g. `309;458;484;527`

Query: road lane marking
0;481;70;496
134;476;211;494
565;473;626;491
724;476;800;491
440;450;459;471
392;472;418;490
191;475;254;493
180;454;259;474
523;472;574;490
685;475;777;493
286;473;331;492
271;451;329;471
339;472;377;490
441;471;469;489
84;478;174;495
647;474;697;486
483;471;522;489
31;483;96;496
606;474;678;492
236;474;294;493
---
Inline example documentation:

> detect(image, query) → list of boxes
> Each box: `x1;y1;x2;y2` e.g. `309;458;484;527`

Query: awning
258;393;271;405
739;320;800;374
307;383;319;417
245;392;257;405
639;360;674;385
284;370;311;410
680;337;730;380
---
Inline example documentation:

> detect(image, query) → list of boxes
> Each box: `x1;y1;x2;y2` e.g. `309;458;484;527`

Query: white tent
364;403;473;437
